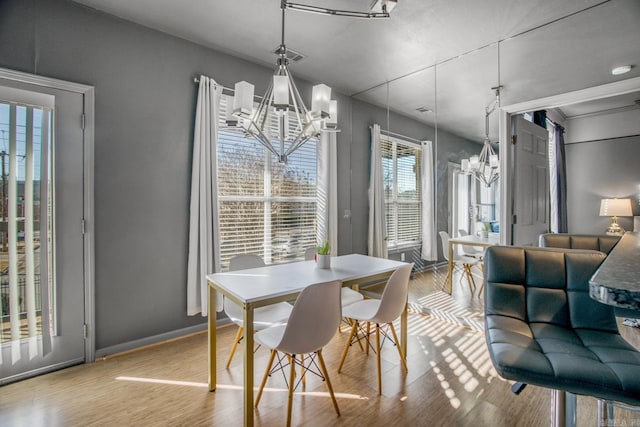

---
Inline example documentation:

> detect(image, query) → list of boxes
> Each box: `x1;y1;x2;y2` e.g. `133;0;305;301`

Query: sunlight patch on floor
114;376;368;400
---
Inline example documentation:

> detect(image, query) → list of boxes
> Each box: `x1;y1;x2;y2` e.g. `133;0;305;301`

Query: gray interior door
0;79;85;384
512;115;549;246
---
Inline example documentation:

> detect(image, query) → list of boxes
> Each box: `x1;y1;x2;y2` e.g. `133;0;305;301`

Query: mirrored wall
348;0;640;260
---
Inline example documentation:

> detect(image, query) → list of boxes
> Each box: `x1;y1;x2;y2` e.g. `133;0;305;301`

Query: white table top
449;234;500;246
207;254;407;304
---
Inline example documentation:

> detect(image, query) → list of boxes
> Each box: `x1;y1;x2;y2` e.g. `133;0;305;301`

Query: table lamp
599;198;632;235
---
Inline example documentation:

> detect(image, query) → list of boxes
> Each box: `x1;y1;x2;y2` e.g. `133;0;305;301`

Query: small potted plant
480;222;490;239
316;240;331;269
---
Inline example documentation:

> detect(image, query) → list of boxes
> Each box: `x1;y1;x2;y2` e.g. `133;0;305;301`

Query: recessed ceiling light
611;65;632;75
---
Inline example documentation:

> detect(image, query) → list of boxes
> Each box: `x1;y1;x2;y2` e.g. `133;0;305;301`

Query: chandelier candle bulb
224;94;239;126
233;81;254;117
273;75;290;110
461;158;470;172
325;100;338;129
490;154;499;168
469;155;480;170
311;84;331;119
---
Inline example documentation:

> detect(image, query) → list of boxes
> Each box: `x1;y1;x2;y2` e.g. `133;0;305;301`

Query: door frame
0;67;95;362
498;76;640;245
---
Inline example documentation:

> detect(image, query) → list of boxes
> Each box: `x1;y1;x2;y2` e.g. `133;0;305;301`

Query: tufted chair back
539;233;620;255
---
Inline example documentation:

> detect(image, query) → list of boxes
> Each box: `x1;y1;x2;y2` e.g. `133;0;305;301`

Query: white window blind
217;98;317;269
381;135;421;248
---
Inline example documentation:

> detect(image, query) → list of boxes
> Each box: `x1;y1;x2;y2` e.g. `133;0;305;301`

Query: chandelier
226;0;397;163
461;87;501;187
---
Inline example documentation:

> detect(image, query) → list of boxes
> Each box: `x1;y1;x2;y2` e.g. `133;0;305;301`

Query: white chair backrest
304;247;316;261
371;263;413;324
458;229;478;254
225;254;266;320
439;231;451;261
277;280;342;355
229;254;265;272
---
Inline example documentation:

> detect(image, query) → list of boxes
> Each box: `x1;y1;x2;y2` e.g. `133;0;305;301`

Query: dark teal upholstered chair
539;233;620;255
484;246;640;426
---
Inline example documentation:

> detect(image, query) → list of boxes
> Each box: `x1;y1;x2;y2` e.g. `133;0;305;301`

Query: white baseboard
94;319;231;360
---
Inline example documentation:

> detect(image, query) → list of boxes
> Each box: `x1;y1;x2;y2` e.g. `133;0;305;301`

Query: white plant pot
316;254;331;269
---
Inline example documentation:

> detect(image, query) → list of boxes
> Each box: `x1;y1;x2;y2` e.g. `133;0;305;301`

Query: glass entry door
0;78;86;384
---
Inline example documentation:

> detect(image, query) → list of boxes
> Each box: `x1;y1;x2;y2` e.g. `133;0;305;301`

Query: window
217;98;317;270
0;101;53;343
381;135;421;248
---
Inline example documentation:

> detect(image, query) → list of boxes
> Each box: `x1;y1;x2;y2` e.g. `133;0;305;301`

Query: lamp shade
599;198;633;217
233;81;254;118
273;75;289;110
310;84;331;119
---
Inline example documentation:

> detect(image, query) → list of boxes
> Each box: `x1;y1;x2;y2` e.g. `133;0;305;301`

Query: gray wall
566;135;640;234
0;0;478;352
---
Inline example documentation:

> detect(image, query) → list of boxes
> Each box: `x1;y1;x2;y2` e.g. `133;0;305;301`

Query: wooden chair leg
376;324;382;395
226;326;243;368
287;354;296;427
389;322;408;372
255;349;277;408
338;320;359;373
301;353;306;386
464;265;477;293
317;350;340;416
366;322;371;355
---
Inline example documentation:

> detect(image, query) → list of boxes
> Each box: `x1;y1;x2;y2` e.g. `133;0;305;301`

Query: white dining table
445;234;498;294
206;254;409;426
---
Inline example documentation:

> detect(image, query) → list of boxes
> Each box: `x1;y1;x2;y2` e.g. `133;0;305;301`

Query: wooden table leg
243;303;255;427
446;241;454;294
401;300;408;358
208;286;216;391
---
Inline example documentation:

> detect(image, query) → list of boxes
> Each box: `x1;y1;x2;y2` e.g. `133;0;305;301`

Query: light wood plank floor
1;267;638;426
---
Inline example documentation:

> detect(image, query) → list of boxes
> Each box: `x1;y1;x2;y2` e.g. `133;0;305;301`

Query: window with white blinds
217;98;317;270
381;135;421;248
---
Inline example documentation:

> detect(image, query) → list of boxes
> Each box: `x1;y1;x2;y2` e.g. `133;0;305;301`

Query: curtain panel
420;140;437;260
187;76;222;316
318;132;338;255
554;123;568;233
368;124;388;258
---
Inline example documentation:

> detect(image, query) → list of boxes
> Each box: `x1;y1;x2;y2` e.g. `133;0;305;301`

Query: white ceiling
71;0;640;142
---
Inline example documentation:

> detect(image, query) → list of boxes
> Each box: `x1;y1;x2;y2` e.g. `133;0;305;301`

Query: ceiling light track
284;0;397;19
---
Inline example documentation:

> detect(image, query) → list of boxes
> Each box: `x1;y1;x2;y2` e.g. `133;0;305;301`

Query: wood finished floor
1;266;639;426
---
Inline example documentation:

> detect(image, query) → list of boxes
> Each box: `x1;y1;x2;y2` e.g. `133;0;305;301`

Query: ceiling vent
272;46;306;62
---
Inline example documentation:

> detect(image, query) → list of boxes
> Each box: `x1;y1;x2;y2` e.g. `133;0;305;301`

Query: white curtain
318;132;338;255
187;76;222;316
420;140;437;260
368;124;388;258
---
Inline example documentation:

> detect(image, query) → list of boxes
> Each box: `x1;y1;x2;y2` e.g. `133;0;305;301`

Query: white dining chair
304;247;364;308
337;263;413;395
224;254;293;368
254;279;342;427
439;231;479;294
457;229;484;259
457;229;486;296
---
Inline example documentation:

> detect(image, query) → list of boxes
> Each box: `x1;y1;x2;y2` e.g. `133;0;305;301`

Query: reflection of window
381;135;421;248
217;99;317;270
